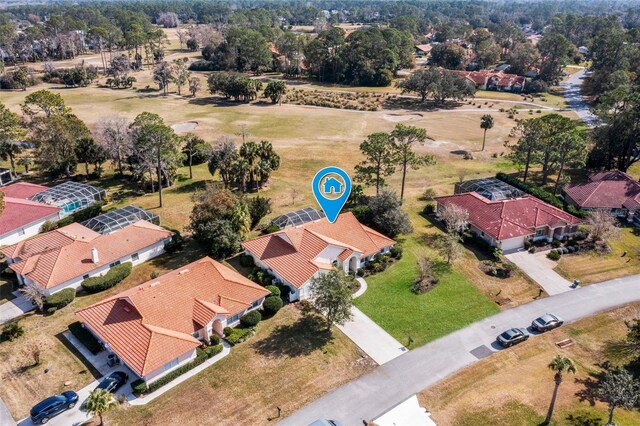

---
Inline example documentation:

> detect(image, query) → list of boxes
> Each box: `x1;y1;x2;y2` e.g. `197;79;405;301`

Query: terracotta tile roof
2;221;172;290
452;70;526;88
564;171;640;210
435;192;581;241
76;257;269;376
1;182;48;199
0;197;60;237
242;212;395;288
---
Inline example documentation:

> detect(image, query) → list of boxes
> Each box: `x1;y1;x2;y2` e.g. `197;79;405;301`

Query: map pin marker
312;166;352;223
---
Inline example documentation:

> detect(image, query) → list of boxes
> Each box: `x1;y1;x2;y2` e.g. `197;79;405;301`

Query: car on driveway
30;391;79;424
531;313;564;332
95;371;129;393
497;328;530;347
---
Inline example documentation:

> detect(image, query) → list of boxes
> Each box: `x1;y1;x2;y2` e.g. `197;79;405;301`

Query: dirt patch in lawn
171;120;199;134
382;113;423;122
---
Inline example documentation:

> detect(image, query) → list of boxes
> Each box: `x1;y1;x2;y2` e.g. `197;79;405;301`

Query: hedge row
81;262;132;293
68;321;102;354
55;202;104;229
224;327;256;346
44;288;76;312
133;344;224;396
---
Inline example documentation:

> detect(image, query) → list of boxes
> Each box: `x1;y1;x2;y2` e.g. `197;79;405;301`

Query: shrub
223;327;233;336
131;379;147;396
528;246;536;253
265;285;280;297
203;343;223;358
1;322;24;342
44;288;76;310
240;310;262;327
40;220;58;232
209;334;221;346
145;348;210;394
356;268;365;277
390;245;403;259
524;239;532;250
239;254;255;268
81;262;132;293
547;250;561;261
2;267;15;277
262;224;280;234
567;245;576;253
188;60;217;71
68;321;102;354
262;295;283;316
164;232;183;254
225;327;255;346
551;240;562;248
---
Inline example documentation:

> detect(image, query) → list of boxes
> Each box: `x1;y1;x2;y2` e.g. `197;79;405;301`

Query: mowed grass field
420;302;640;426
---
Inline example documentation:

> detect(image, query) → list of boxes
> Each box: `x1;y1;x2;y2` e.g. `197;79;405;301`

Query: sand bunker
171;121;198;134
382;113;423;122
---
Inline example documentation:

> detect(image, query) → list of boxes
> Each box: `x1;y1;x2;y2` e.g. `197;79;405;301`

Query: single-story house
76;257;270;384
0;183;62;246
28;181;106;216
435;192;581;252
242;212;395;301
1;220;173;296
415;44;433;56
563;170;640;222
452;70;526;93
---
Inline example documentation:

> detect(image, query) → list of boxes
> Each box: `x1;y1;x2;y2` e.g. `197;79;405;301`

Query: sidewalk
506;250;573;295
0;293;34;325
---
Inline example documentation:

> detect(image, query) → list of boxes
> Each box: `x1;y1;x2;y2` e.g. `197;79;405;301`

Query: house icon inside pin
323;176;343;194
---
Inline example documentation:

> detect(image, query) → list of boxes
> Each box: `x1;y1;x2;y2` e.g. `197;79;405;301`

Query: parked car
531;313;564;332
30;391;79;424
308;420;343;426
95;371;129;393
497;328;530;347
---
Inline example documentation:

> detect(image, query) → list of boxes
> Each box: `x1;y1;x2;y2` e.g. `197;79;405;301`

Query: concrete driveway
506;250;573;295
279;273;640;426
337;307;408;365
0;294;35;325
0;397;15;426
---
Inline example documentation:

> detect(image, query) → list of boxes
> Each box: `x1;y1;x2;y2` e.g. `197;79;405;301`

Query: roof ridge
219;294;252;307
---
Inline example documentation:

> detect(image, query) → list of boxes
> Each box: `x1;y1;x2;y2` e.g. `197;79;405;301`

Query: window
251;300;260;308
83;274;90;280
535;229;546;237
164;358;179;371
480;231;485;237
192;331;199;338
229;314;240;323
17;228;25;236
109;260;121;268
131;253;139;261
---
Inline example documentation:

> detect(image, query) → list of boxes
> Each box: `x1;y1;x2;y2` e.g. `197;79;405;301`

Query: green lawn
354;234;500;349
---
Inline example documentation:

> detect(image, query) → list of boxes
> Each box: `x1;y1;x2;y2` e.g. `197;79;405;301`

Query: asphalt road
560;68;597;127
279;273;640;426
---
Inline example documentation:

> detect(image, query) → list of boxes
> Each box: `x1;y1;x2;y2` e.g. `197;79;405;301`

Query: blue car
30;391;79;424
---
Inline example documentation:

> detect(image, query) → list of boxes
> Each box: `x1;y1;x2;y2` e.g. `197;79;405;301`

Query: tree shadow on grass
564;411;603;426
251;313;333;358
574;363;610;406
170;179;208;194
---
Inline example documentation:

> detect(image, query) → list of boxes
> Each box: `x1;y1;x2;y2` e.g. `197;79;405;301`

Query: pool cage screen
271;208;326;229
455;178;525;201
82;205;160;234
29;181;106;213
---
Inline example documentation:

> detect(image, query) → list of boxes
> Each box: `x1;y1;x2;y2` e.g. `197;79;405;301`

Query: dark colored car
497;327;530;347
95;371;129;393
30;391;79;424
531;313;564;332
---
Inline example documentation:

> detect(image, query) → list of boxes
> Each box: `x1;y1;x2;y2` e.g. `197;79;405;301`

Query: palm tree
85;389;118;425
544;355;576;425
19;282;45;312
239;141;259;190
480;114;494;151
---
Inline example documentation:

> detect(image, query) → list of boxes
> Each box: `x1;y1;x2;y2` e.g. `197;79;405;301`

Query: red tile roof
435;192;581;241
452;70;526;88
564;171;640;210
76;257;269;376
0;197;60;237
2;221;172;290
1;182;48;199
242;212;395;288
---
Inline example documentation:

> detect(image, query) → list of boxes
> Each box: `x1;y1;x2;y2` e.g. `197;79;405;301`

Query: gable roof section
242;212;396;288
0;197;61;237
435;192;581;241
1;182;48;200
564;171;640;210
76;257;268;376
2;221;172;289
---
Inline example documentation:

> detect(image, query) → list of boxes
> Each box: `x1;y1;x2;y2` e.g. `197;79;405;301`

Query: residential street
279;273;640;426
560;68;597;127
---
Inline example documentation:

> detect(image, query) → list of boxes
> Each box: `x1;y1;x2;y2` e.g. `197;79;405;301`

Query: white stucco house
1;221;173;296
76;257;270;384
242;212;396;301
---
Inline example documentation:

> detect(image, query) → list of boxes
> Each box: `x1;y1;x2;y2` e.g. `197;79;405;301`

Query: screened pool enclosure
454;177;525;201
271;208;326;229
82;205;160;234
29;181;106;215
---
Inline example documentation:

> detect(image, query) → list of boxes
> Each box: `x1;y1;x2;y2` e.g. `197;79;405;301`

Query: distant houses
242;212;395;301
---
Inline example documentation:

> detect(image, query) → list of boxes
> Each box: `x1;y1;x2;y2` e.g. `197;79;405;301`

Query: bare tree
189;77;201;97
290;188;300;205
587;210;621;242
22;338;48;366
437;203;470;235
97;117;132;176
19;282;45;312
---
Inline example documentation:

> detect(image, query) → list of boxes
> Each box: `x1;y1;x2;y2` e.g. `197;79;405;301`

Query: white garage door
500;236;525;253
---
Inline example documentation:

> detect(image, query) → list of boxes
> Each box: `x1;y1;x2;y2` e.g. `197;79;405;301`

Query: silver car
497;327;530;347
531;313;564;332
